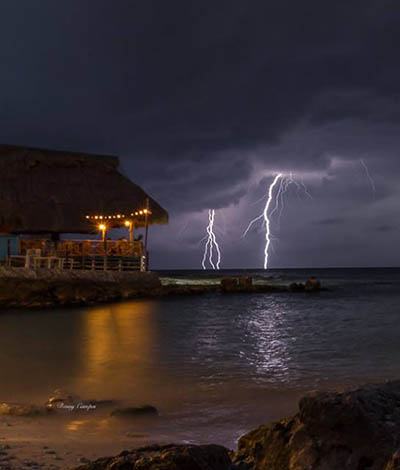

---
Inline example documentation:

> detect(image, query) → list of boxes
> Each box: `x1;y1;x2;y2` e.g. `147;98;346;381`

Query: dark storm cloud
315;217;347;226
0;1;400;267
373;225;398;233
2;1;400;159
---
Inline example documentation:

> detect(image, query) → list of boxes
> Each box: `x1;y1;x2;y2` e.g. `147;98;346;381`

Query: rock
0;271;162;309
22;460;40;467
304;276;321;292
45;389;80;411
236;380;400;470
288;282;305;292
238;277;253;290
253;284;288;293
73;444;231;470
220;278;239;292
110;405;159;418
46;389;117;412
386;451;400;470
0;403;45;417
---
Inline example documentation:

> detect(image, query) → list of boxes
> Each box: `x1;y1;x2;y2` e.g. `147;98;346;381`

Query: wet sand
0;387;303;470
0;412;168;469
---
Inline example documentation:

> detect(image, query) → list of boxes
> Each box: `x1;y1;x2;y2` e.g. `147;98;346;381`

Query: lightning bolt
243;172;312;269
263;174;283;269
359;159;376;200
201;209;221;270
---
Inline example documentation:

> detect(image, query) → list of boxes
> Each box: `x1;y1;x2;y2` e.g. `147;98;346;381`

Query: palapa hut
0;144;168;271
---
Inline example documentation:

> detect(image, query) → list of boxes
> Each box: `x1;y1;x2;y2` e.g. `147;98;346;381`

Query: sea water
0;268;399;449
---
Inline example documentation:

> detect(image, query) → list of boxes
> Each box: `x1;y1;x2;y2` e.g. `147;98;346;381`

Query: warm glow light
86;210;151;222
99;224;106;231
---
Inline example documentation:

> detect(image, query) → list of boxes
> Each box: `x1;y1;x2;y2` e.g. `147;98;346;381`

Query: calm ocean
1;268;399;448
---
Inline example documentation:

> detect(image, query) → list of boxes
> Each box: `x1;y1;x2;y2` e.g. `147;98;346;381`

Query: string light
85;208;152;222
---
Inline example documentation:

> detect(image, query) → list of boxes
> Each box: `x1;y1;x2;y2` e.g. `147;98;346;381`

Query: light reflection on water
79;301;160;396
244;298;291;380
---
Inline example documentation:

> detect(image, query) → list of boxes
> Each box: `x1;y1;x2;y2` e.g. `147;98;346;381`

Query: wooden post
129;223;135;242
51;232;60;256
144;198;150;251
103;229;107;271
6;238;10;264
141;198;150;272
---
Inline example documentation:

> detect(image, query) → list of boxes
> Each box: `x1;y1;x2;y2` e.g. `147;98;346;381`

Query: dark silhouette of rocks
73;444;232;470
0;403;45;417
110;405;159;418
235;380;400;470
1;391;120;417
220;277;239;292
305;276;322;292
45;389;118;412
0;269;322;309
221;276;322;294
68;381;400;470
0;270;163;308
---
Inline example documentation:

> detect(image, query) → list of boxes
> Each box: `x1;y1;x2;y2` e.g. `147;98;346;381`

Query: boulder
238;277;253;291
235;380;400;470
220;278;238;292
288;283;305;292
0;402;45;416
386;451;400;470
46;389;80;411
73;444;232;470
46;389;117;412
304;276;321;292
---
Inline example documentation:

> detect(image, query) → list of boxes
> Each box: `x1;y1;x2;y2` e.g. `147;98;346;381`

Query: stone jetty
0;267;322;309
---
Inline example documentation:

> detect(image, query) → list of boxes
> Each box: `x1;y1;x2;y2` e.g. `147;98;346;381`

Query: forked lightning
243;173;312;269
201;209;221;270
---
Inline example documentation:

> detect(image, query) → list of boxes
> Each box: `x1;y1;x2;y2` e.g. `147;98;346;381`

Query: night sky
1;1;399;269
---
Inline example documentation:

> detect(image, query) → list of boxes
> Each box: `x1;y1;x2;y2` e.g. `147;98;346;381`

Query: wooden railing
20;239;143;258
8;255;147;272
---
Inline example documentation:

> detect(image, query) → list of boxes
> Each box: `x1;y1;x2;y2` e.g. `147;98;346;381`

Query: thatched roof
0;145;168;234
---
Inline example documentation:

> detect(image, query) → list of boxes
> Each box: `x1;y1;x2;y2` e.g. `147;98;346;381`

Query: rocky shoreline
68;380;400;470
0;268;322;309
1;381;400;469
